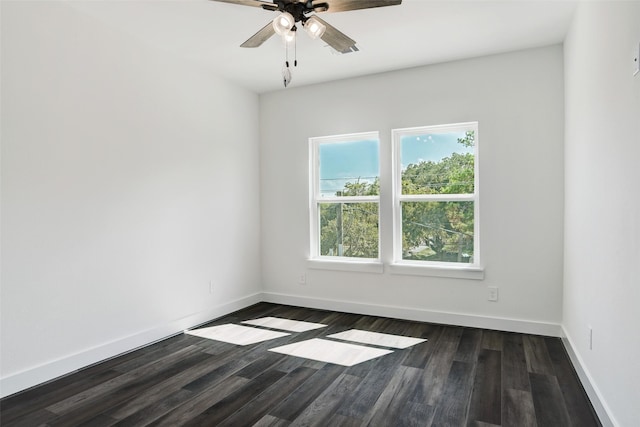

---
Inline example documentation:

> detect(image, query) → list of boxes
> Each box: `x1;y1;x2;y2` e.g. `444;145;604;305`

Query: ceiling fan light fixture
283;30;296;43
272;12;295;36
304;16;326;39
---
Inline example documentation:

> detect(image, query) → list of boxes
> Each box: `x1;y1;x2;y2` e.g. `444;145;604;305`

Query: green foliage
342;177;380;196
402;152;474;195
319;132;475;262
320;202;378;258
402;201;473;262
458;130;475;148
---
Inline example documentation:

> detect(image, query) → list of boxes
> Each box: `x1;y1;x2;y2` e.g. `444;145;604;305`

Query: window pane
319;139;379;198
401;131;474;195
401;201;474;263
319;202;379;258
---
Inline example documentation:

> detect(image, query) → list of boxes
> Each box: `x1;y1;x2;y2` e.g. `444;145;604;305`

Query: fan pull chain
294;31;298;67
282;36;292;87
285;39;289;68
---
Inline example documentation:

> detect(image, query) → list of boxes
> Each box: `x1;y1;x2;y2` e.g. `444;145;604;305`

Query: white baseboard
262;292;562;337
560;327;617;427
0;293;262;399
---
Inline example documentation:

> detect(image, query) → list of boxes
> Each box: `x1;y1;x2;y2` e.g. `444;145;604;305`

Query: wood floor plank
335;349;407;420
400;400;435;427
0;408;58;427
252;414;291;426
467;349;502;426
454;328;482;363
110;334;202;373
290;373;361;426
239;302;282;319
182;369;287;426
104;351;223;421
362;365;424;426
325;413;364;426
180;356;253;393
353;315;387;333
377;317;414;336
180;334;293;394
219;366;317;426
529;372;572;427
46;345;202;415
481;330;504;351
0;368;122;425
342;352;381;379
544;337;601;427
270;351;310;373
80;334;197;377
523;335;555;376
430;361;475;426
402;325;442;369
410;326;463;407
192;337;238;355
503;388;537;427
147;375;250;427
359;316;391;335
46;350;211;427
76;413;118;427
503;333;530;390
235;352;286;379
112;388;194;427
269;364;344;421
295;307;335;324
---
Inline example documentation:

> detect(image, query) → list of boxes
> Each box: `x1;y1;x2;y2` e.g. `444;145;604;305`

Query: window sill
388;262;484;280
306;258;483;279
307;258;384;274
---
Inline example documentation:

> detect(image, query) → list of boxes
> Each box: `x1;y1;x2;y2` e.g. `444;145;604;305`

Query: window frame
308;131;382;269
390;122;482;276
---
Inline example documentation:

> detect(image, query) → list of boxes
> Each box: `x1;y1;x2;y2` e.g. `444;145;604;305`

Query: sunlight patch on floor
269;338;394;366
186;324;289;345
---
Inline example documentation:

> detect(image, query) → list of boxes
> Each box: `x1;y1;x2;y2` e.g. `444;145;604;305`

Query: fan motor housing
268;1;330;23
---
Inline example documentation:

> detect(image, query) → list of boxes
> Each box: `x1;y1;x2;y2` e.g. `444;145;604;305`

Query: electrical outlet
209;281;213;294
298;274;307;285
588;325;593;350
488;286;499;302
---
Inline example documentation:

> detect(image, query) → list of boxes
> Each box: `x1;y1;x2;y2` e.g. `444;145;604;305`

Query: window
308;123;481;278
392;122;479;268
309;132;380;262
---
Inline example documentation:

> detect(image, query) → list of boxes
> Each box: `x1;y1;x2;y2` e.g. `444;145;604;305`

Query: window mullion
397;194;475;202
317;196;380;204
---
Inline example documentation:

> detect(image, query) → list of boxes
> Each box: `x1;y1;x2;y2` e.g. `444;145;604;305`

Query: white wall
0;1;261;396
563;2;640;426
260;46;565;333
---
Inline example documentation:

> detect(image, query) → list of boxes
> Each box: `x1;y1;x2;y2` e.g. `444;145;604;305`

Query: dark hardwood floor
0;303;600;426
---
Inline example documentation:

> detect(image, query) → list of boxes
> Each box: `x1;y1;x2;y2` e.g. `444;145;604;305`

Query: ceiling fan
209;0;402;86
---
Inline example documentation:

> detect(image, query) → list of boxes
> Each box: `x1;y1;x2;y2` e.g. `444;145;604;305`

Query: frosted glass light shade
283;30;295;43
273;12;295;36
304;16;326;39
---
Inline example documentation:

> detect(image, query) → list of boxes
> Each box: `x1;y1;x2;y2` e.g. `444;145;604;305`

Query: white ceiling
67;0;577;93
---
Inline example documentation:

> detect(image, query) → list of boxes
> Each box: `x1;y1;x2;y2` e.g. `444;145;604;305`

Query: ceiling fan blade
318;0;401;13
312;16;357;54
209;0;278;11
240;21;277;48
